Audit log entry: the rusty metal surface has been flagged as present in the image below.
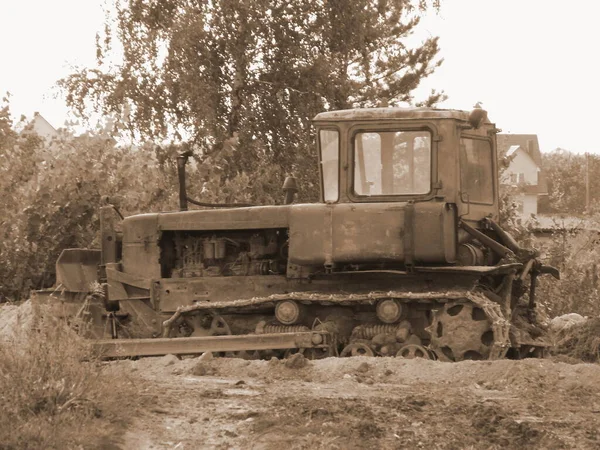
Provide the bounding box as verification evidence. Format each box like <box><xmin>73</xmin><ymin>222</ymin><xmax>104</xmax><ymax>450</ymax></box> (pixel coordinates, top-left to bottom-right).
<box><xmin>156</xmin><ymin>205</ymin><xmax>291</xmax><ymax>231</ymax></box>
<box><xmin>288</xmin><ymin>202</ymin><xmax>457</xmax><ymax>266</ymax></box>
<box><xmin>415</xmin><ymin>263</ymin><xmax>522</xmax><ymax>275</ymax></box>
<box><xmin>55</xmin><ymin>249</ymin><xmax>101</xmax><ymax>292</ymax></box>
<box><xmin>313</xmin><ymin>107</ymin><xmax>473</xmax><ymax>122</ymax></box>
<box><xmin>47</xmin><ymin>106</ymin><xmax>545</xmax><ymax>361</ymax></box>
<box><xmin>161</xmin><ymin>289</ymin><xmax>478</xmax><ymax>335</ymax></box>
<box><xmin>427</xmin><ymin>292</ymin><xmax>510</xmax><ymax>361</ymax></box>
<box><xmin>94</xmin><ymin>331</ymin><xmax>330</xmax><ymax>358</ymax></box>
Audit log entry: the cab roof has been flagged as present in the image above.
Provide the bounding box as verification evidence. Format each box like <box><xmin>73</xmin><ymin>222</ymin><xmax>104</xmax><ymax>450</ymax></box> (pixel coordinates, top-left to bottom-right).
<box><xmin>313</xmin><ymin>107</ymin><xmax>472</xmax><ymax>122</ymax></box>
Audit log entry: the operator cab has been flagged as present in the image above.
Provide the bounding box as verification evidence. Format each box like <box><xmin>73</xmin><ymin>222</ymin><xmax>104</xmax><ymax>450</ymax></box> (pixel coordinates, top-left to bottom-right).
<box><xmin>313</xmin><ymin>107</ymin><xmax>499</xmax><ymax>223</ymax></box>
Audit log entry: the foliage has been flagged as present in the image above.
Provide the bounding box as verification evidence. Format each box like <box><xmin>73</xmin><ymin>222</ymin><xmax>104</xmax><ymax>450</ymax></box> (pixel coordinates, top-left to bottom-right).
<box><xmin>497</xmin><ymin>150</ymin><xmax>539</xmax><ymax>248</ymax></box>
<box><xmin>554</xmin><ymin>317</ymin><xmax>600</xmax><ymax>363</ymax></box>
<box><xmin>507</xmin><ymin>148</ymin><xmax>600</xmax><ymax>318</ymax></box>
<box><xmin>0</xmin><ymin>100</ymin><xmax>179</xmax><ymax>300</ymax></box>
<box><xmin>498</xmin><ymin>183</ymin><xmax>539</xmax><ymax>248</ymax></box>
<box><xmin>540</xmin><ymin>149</ymin><xmax>600</xmax><ymax>215</ymax></box>
<box><xmin>535</xmin><ymin>221</ymin><xmax>600</xmax><ymax>318</ymax></box>
<box><xmin>497</xmin><ymin>146</ymin><xmax>600</xmax><ymax>318</ymax></box>
<box><xmin>0</xmin><ymin>302</ymin><xmax>134</xmax><ymax>449</ymax></box>
<box><xmin>59</xmin><ymin>0</ymin><xmax>444</xmax><ymax>203</ymax></box>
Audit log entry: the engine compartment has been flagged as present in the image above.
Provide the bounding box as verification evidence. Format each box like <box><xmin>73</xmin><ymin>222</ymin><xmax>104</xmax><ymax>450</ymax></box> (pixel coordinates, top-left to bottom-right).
<box><xmin>159</xmin><ymin>229</ymin><xmax>289</xmax><ymax>278</ymax></box>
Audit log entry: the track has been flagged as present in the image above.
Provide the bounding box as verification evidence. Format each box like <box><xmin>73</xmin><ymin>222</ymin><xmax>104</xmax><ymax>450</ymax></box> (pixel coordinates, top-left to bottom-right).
<box><xmin>157</xmin><ymin>289</ymin><xmax>511</xmax><ymax>362</ymax></box>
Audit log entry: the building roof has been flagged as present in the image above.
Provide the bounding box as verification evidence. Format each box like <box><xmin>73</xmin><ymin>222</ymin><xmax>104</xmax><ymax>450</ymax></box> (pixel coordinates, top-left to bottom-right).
<box><xmin>498</xmin><ymin>133</ymin><xmax>548</xmax><ymax>195</ymax></box>
<box><xmin>506</xmin><ymin>145</ymin><xmax>521</xmax><ymax>157</ymax></box>
<box><xmin>497</xmin><ymin>134</ymin><xmax>543</xmax><ymax>167</ymax></box>
<box><xmin>22</xmin><ymin>112</ymin><xmax>58</xmax><ymax>141</ymax></box>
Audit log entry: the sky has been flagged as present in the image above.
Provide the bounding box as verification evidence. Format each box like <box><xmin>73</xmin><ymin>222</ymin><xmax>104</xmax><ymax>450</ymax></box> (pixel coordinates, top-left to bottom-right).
<box><xmin>1</xmin><ymin>0</ymin><xmax>598</xmax><ymax>154</ymax></box>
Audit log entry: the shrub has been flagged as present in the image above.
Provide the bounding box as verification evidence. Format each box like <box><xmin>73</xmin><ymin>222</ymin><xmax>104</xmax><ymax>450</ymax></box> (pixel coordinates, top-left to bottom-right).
<box><xmin>535</xmin><ymin>221</ymin><xmax>600</xmax><ymax>318</ymax></box>
<box><xmin>554</xmin><ymin>318</ymin><xmax>600</xmax><ymax>363</ymax></box>
<box><xmin>0</xmin><ymin>302</ymin><xmax>135</xmax><ymax>449</ymax></box>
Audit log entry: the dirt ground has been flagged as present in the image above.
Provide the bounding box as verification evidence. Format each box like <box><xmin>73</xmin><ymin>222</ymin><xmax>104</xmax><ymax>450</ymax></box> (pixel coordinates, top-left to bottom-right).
<box><xmin>106</xmin><ymin>354</ymin><xmax>600</xmax><ymax>450</ymax></box>
<box><xmin>3</xmin><ymin>301</ymin><xmax>599</xmax><ymax>449</ymax></box>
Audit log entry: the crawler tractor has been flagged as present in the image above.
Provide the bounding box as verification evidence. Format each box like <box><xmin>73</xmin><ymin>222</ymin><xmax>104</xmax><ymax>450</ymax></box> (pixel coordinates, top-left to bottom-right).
<box><xmin>38</xmin><ymin>106</ymin><xmax>558</xmax><ymax>361</ymax></box>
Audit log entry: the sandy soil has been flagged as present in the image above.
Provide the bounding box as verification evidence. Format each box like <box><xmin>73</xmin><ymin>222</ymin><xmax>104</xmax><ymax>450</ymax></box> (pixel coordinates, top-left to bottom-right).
<box><xmin>3</xmin><ymin>301</ymin><xmax>599</xmax><ymax>449</ymax></box>
<box><xmin>107</xmin><ymin>354</ymin><xmax>600</xmax><ymax>450</ymax></box>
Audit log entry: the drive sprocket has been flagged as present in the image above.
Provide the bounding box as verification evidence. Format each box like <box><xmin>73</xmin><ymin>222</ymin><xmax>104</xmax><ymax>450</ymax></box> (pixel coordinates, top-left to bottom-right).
<box><xmin>428</xmin><ymin>301</ymin><xmax>495</xmax><ymax>362</ymax></box>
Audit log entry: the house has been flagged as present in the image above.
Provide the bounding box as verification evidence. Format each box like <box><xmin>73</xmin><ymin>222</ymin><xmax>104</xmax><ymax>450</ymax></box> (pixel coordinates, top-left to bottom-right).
<box><xmin>497</xmin><ymin>134</ymin><xmax>548</xmax><ymax>218</ymax></box>
<box><xmin>22</xmin><ymin>112</ymin><xmax>58</xmax><ymax>142</ymax></box>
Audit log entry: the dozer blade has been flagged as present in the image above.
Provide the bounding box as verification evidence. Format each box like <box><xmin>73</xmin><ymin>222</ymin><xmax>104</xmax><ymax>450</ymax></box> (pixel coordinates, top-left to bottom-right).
<box><xmin>55</xmin><ymin>248</ymin><xmax>101</xmax><ymax>292</ymax></box>
<box><xmin>93</xmin><ymin>330</ymin><xmax>331</xmax><ymax>358</ymax></box>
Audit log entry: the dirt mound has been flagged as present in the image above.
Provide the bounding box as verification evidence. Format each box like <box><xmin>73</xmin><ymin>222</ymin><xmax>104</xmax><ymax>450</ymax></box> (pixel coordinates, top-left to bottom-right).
<box><xmin>549</xmin><ymin>313</ymin><xmax>587</xmax><ymax>332</ymax></box>
<box><xmin>0</xmin><ymin>299</ymin><xmax>84</xmax><ymax>345</ymax></box>
<box><xmin>0</xmin><ymin>300</ymin><xmax>36</xmax><ymax>342</ymax></box>
<box><xmin>113</xmin><ymin>355</ymin><xmax>600</xmax><ymax>449</ymax></box>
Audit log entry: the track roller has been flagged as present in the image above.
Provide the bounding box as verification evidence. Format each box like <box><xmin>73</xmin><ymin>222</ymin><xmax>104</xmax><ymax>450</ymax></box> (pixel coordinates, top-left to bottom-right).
<box><xmin>275</xmin><ymin>300</ymin><xmax>306</xmax><ymax>325</ymax></box>
<box><xmin>395</xmin><ymin>344</ymin><xmax>433</xmax><ymax>360</ymax></box>
<box><xmin>376</xmin><ymin>299</ymin><xmax>403</xmax><ymax>323</ymax></box>
<box><xmin>340</xmin><ymin>343</ymin><xmax>374</xmax><ymax>357</ymax></box>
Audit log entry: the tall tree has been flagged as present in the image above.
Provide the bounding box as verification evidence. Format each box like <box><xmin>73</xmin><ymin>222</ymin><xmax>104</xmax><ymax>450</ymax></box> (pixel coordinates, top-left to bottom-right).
<box><xmin>60</xmin><ymin>0</ymin><xmax>444</xmax><ymax>203</ymax></box>
<box><xmin>540</xmin><ymin>149</ymin><xmax>600</xmax><ymax>215</ymax></box>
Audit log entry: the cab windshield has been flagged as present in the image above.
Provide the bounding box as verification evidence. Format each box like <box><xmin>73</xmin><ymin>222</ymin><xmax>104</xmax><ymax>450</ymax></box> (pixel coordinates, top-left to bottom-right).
<box><xmin>353</xmin><ymin>130</ymin><xmax>431</xmax><ymax>196</ymax></box>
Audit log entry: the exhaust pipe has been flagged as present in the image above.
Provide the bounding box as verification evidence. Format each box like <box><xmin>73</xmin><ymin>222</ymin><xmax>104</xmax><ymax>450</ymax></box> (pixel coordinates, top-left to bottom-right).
<box><xmin>177</xmin><ymin>153</ymin><xmax>190</xmax><ymax>211</ymax></box>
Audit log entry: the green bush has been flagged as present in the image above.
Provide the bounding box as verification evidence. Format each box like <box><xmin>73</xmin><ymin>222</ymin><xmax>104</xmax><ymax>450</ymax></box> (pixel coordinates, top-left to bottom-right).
<box><xmin>535</xmin><ymin>223</ymin><xmax>600</xmax><ymax>318</ymax></box>
<box><xmin>0</xmin><ymin>302</ymin><xmax>135</xmax><ymax>449</ymax></box>
<box><xmin>554</xmin><ymin>318</ymin><xmax>600</xmax><ymax>362</ymax></box>
<box><xmin>0</xmin><ymin>104</ymin><xmax>180</xmax><ymax>300</ymax></box>
<box><xmin>0</xmin><ymin>100</ymin><xmax>313</xmax><ymax>301</ymax></box>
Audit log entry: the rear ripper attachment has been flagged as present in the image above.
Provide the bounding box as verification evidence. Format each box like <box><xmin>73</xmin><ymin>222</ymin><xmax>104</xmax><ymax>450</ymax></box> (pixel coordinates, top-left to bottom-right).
<box><xmin>41</xmin><ymin>106</ymin><xmax>559</xmax><ymax>361</ymax></box>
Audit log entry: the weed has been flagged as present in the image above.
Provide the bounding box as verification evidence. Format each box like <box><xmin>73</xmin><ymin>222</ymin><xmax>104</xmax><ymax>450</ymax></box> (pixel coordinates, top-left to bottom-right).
<box><xmin>554</xmin><ymin>318</ymin><xmax>600</xmax><ymax>362</ymax></box>
<box><xmin>0</xmin><ymin>302</ymin><xmax>134</xmax><ymax>449</ymax></box>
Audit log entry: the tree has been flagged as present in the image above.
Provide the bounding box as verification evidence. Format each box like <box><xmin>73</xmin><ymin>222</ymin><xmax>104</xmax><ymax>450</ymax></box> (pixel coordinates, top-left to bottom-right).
<box><xmin>0</xmin><ymin>98</ymin><xmax>179</xmax><ymax>301</ymax></box>
<box><xmin>540</xmin><ymin>149</ymin><xmax>600</xmax><ymax>215</ymax></box>
<box><xmin>60</xmin><ymin>0</ymin><xmax>444</xmax><ymax>203</ymax></box>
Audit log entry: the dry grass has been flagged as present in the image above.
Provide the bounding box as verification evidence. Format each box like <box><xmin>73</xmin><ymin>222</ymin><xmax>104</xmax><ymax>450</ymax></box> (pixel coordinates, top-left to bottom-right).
<box><xmin>554</xmin><ymin>317</ymin><xmax>600</xmax><ymax>363</ymax></box>
<box><xmin>0</xmin><ymin>302</ymin><xmax>135</xmax><ymax>449</ymax></box>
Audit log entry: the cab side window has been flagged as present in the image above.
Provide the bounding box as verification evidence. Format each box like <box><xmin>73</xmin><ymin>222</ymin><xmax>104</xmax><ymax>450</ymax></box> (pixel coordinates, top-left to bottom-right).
<box><xmin>460</xmin><ymin>138</ymin><xmax>494</xmax><ymax>204</ymax></box>
<box><xmin>319</xmin><ymin>130</ymin><xmax>339</xmax><ymax>202</ymax></box>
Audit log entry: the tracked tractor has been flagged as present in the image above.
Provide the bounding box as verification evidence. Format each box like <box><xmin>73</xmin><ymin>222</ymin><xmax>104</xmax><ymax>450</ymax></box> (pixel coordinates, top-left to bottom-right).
<box><xmin>36</xmin><ymin>106</ymin><xmax>558</xmax><ymax>361</ymax></box>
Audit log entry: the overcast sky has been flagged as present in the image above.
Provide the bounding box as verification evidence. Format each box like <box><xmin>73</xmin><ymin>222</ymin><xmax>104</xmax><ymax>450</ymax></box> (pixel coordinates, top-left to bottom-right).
<box><xmin>1</xmin><ymin>0</ymin><xmax>598</xmax><ymax>154</ymax></box>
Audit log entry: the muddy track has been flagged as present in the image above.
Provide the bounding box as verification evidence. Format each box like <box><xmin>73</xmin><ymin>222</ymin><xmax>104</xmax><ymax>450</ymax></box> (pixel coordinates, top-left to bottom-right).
<box><xmin>110</xmin><ymin>356</ymin><xmax>600</xmax><ymax>449</ymax></box>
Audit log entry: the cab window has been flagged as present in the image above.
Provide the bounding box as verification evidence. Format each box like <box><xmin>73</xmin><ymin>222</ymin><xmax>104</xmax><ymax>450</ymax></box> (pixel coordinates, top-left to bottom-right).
<box><xmin>319</xmin><ymin>129</ymin><xmax>339</xmax><ymax>202</ymax></box>
<box><xmin>353</xmin><ymin>130</ymin><xmax>431</xmax><ymax>196</ymax></box>
<box><xmin>460</xmin><ymin>137</ymin><xmax>494</xmax><ymax>204</ymax></box>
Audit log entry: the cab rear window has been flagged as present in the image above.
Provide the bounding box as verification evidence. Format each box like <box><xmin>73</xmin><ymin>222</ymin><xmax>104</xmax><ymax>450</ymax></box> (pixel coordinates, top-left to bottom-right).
<box><xmin>460</xmin><ymin>138</ymin><xmax>494</xmax><ymax>204</ymax></box>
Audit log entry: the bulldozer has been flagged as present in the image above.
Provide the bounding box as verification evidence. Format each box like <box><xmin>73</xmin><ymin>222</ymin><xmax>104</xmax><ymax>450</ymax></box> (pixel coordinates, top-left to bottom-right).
<box><xmin>35</xmin><ymin>106</ymin><xmax>558</xmax><ymax>361</ymax></box>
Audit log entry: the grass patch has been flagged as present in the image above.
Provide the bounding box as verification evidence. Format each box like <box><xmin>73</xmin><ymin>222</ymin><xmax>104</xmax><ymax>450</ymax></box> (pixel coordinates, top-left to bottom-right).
<box><xmin>0</xmin><ymin>301</ymin><xmax>135</xmax><ymax>449</ymax></box>
<box><xmin>554</xmin><ymin>317</ymin><xmax>600</xmax><ymax>363</ymax></box>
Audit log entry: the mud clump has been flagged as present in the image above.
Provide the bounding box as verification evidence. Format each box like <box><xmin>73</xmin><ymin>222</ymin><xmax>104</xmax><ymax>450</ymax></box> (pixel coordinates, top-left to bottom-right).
<box><xmin>284</xmin><ymin>353</ymin><xmax>309</xmax><ymax>369</ymax></box>
<box><xmin>190</xmin><ymin>361</ymin><xmax>216</xmax><ymax>376</ymax></box>
<box><xmin>160</xmin><ymin>354</ymin><xmax>179</xmax><ymax>366</ymax></box>
<box><xmin>198</xmin><ymin>351</ymin><xmax>213</xmax><ymax>362</ymax></box>
<box><xmin>355</xmin><ymin>362</ymin><xmax>370</xmax><ymax>373</ymax></box>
